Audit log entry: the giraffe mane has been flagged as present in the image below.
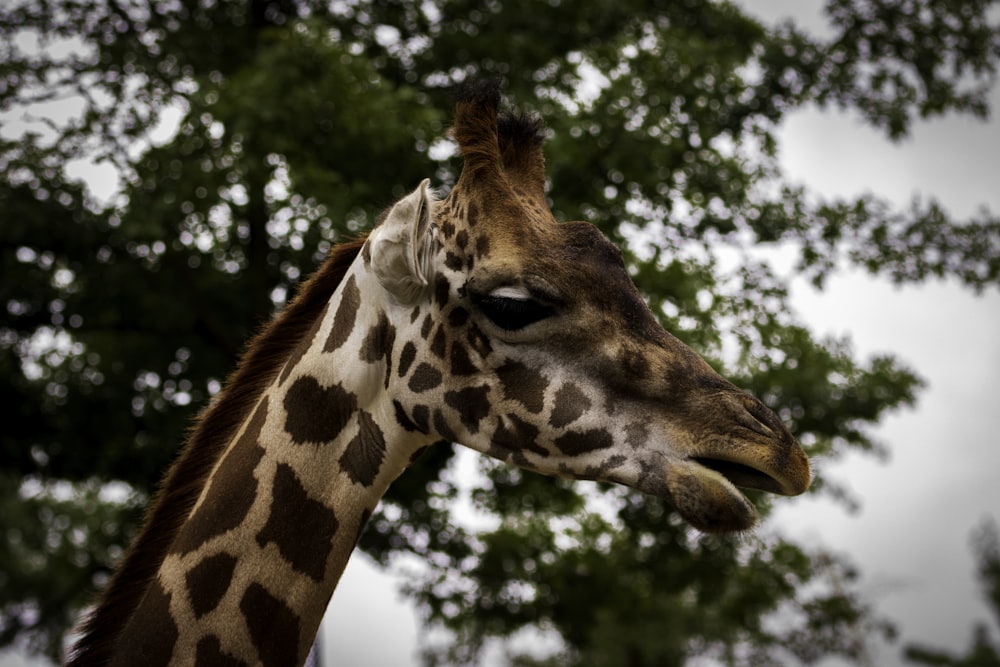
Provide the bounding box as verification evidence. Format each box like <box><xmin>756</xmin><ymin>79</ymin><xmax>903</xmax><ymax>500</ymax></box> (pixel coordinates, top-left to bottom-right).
<box><xmin>67</xmin><ymin>236</ymin><xmax>368</xmax><ymax>666</ymax></box>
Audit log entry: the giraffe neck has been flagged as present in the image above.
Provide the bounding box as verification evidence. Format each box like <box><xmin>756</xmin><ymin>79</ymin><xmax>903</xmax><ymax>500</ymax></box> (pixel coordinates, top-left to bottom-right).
<box><xmin>108</xmin><ymin>256</ymin><xmax>432</xmax><ymax>667</ymax></box>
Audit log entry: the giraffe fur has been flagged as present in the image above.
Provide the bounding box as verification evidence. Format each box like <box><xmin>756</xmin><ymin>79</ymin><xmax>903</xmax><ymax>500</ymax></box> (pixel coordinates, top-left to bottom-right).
<box><xmin>68</xmin><ymin>79</ymin><xmax>810</xmax><ymax>666</ymax></box>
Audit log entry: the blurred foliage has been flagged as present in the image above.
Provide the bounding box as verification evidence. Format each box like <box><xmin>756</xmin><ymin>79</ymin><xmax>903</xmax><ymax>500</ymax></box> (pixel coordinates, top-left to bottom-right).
<box><xmin>904</xmin><ymin>517</ymin><xmax>1000</xmax><ymax>667</ymax></box>
<box><xmin>1</xmin><ymin>0</ymin><xmax>998</xmax><ymax>663</ymax></box>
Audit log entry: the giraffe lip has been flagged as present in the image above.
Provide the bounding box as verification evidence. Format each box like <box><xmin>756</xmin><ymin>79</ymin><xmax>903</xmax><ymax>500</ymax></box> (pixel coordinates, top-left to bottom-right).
<box><xmin>690</xmin><ymin>457</ymin><xmax>787</xmax><ymax>495</ymax></box>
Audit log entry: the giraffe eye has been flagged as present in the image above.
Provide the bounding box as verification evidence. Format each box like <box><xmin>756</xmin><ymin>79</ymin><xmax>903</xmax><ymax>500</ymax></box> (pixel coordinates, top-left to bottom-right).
<box><xmin>474</xmin><ymin>294</ymin><xmax>554</xmax><ymax>331</ymax></box>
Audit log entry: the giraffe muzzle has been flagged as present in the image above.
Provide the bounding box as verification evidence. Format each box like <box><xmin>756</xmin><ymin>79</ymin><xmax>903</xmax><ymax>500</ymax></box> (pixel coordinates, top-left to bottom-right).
<box><xmin>662</xmin><ymin>391</ymin><xmax>811</xmax><ymax>532</ymax></box>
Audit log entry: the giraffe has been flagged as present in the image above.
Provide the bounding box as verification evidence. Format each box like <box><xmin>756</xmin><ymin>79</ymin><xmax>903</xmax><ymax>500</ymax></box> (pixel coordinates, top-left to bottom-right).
<box><xmin>67</xmin><ymin>80</ymin><xmax>810</xmax><ymax>666</ymax></box>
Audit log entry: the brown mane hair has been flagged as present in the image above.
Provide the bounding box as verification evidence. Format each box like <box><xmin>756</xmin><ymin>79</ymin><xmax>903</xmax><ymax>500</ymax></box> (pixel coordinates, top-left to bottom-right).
<box><xmin>67</xmin><ymin>236</ymin><xmax>367</xmax><ymax>665</ymax></box>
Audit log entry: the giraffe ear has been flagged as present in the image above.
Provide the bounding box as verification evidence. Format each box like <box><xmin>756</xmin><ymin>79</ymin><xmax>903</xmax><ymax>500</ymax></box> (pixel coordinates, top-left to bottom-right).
<box><xmin>369</xmin><ymin>179</ymin><xmax>436</xmax><ymax>305</ymax></box>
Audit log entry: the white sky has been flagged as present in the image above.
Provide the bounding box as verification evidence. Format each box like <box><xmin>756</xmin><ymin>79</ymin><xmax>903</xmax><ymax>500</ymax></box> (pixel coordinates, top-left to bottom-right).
<box><xmin>3</xmin><ymin>2</ymin><xmax>999</xmax><ymax>666</ymax></box>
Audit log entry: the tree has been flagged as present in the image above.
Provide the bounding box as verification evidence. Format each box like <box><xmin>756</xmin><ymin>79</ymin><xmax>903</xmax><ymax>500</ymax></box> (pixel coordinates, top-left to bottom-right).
<box><xmin>1</xmin><ymin>0</ymin><xmax>998</xmax><ymax>663</ymax></box>
<box><xmin>905</xmin><ymin>518</ymin><xmax>1000</xmax><ymax>667</ymax></box>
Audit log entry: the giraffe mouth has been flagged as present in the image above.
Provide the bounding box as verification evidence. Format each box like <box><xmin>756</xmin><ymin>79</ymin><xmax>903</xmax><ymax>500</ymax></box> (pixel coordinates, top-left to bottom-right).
<box><xmin>690</xmin><ymin>457</ymin><xmax>787</xmax><ymax>495</ymax></box>
<box><xmin>664</xmin><ymin>452</ymin><xmax>807</xmax><ymax>534</ymax></box>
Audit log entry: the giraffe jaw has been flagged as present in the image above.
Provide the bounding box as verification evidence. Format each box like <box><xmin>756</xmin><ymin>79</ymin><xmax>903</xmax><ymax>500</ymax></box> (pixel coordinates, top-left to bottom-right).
<box><xmin>664</xmin><ymin>451</ymin><xmax>809</xmax><ymax>533</ymax></box>
<box><xmin>665</xmin><ymin>459</ymin><xmax>761</xmax><ymax>533</ymax></box>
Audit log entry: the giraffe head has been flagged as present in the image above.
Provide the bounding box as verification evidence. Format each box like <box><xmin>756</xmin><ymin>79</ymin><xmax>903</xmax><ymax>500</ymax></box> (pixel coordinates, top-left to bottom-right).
<box><xmin>365</xmin><ymin>80</ymin><xmax>810</xmax><ymax>533</ymax></box>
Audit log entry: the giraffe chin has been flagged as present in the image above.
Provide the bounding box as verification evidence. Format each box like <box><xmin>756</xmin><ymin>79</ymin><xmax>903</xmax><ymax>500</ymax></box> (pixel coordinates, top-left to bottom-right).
<box><xmin>666</xmin><ymin>460</ymin><xmax>759</xmax><ymax>534</ymax></box>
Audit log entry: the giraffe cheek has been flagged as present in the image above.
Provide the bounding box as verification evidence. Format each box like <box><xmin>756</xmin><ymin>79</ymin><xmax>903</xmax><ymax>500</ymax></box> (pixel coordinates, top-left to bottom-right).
<box><xmin>485</xmin><ymin>414</ymin><xmax>546</xmax><ymax>462</ymax></box>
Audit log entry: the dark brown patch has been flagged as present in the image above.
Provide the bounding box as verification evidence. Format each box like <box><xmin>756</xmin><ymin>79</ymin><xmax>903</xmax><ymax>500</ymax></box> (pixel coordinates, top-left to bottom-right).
<box><xmin>411</xmin><ymin>404</ymin><xmax>430</xmax><ymax>433</ymax></box>
<box><xmin>434</xmin><ymin>274</ymin><xmax>451</xmax><ymax>308</ymax></box>
<box><xmin>555</xmin><ymin>428</ymin><xmax>614</xmax><ymax>456</ymax></box>
<box><xmin>360</xmin><ymin>313</ymin><xmax>395</xmax><ymax>364</ymax></box>
<box><xmin>489</xmin><ymin>413</ymin><xmax>545</xmax><ymax>460</ymax></box>
<box><xmin>621</xmin><ymin>347</ymin><xmax>651</xmax><ymax>380</ymax></box>
<box><xmin>467</xmin><ymin>200</ymin><xmax>479</xmax><ymax>227</ymax></box>
<box><xmin>107</xmin><ymin>579</ymin><xmax>178</xmax><ymax>667</ymax></box>
<box><xmin>445</xmin><ymin>251</ymin><xmax>464</xmax><ymax>271</ymax></box>
<box><xmin>430</xmin><ymin>325</ymin><xmax>447</xmax><ymax>359</ymax></box>
<box><xmin>433</xmin><ymin>408</ymin><xmax>459</xmax><ymax>442</ymax></box>
<box><xmin>409</xmin><ymin>445</ymin><xmax>430</xmax><ymax>464</ymax></box>
<box><xmin>324</xmin><ymin>274</ymin><xmax>360</xmax><ymax>352</ymax></box>
<box><xmin>408</xmin><ymin>363</ymin><xmax>443</xmax><ymax>393</ymax></box>
<box><xmin>360</xmin><ymin>312</ymin><xmax>396</xmax><ymax>388</ymax></box>
<box><xmin>240</xmin><ymin>582</ymin><xmax>301</xmax><ymax>667</ymax></box>
<box><xmin>444</xmin><ymin>384</ymin><xmax>491</xmax><ymax>434</ymax></box>
<box><xmin>467</xmin><ymin>323</ymin><xmax>492</xmax><ymax>358</ymax></box>
<box><xmin>394</xmin><ymin>400</ymin><xmax>421</xmax><ymax>433</ymax></box>
<box><xmin>339</xmin><ymin>410</ymin><xmax>387</xmax><ymax>486</ymax></box>
<box><xmin>475</xmin><ymin>234</ymin><xmax>490</xmax><ymax>259</ymax></box>
<box><xmin>496</xmin><ymin>360</ymin><xmax>547</xmax><ymax>413</ymax></box>
<box><xmin>440</xmin><ymin>219</ymin><xmax>456</xmax><ymax>239</ymax></box>
<box><xmin>186</xmin><ymin>552</ymin><xmax>238</xmax><ymax>619</ymax></box>
<box><xmin>279</xmin><ymin>301</ymin><xmax>329</xmax><ymax>385</ymax></box>
<box><xmin>448</xmin><ymin>306</ymin><xmax>469</xmax><ymax>328</ymax></box>
<box><xmin>420</xmin><ymin>313</ymin><xmax>434</xmax><ymax>339</ymax></box>
<box><xmin>455</xmin><ymin>229</ymin><xmax>469</xmax><ymax>250</ymax></box>
<box><xmin>195</xmin><ymin>636</ymin><xmax>248</xmax><ymax>667</ymax></box>
<box><xmin>398</xmin><ymin>341</ymin><xmax>417</xmax><ymax>377</ymax></box>
<box><xmin>550</xmin><ymin>383</ymin><xmax>591</xmax><ymax>428</ymax></box>
<box><xmin>450</xmin><ymin>341</ymin><xmax>478</xmax><ymax>375</ymax></box>
<box><xmin>256</xmin><ymin>464</ymin><xmax>338</xmax><ymax>582</ymax></box>
<box><xmin>410</xmin><ymin>306</ymin><xmax>422</xmax><ymax>324</ymax></box>
<box><xmin>283</xmin><ymin>375</ymin><xmax>358</xmax><ymax>445</ymax></box>
<box><xmin>172</xmin><ymin>398</ymin><xmax>269</xmax><ymax>554</ymax></box>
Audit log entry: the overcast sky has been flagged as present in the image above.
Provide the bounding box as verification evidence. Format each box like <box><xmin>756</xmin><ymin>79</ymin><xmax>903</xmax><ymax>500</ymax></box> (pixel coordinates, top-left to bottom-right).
<box><xmin>3</xmin><ymin>2</ymin><xmax>999</xmax><ymax>666</ymax></box>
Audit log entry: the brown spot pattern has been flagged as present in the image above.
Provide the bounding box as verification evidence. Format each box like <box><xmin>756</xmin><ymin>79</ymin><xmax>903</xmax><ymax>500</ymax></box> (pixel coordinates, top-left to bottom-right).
<box><xmin>283</xmin><ymin>375</ymin><xmax>358</xmax><ymax>445</ymax></box>
<box><xmin>433</xmin><ymin>409</ymin><xmax>458</xmax><ymax>442</ymax></box>
<box><xmin>411</xmin><ymin>404</ymin><xmax>431</xmax><ymax>433</ymax></box>
<box><xmin>467</xmin><ymin>323</ymin><xmax>492</xmax><ymax>358</ymax></box>
<box><xmin>434</xmin><ymin>274</ymin><xmax>451</xmax><ymax>308</ymax></box>
<box><xmin>240</xmin><ymin>583</ymin><xmax>301</xmax><ymax>667</ymax></box>
<box><xmin>172</xmin><ymin>398</ymin><xmax>269</xmax><ymax>554</ymax></box>
<box><xmin>496</xmin><ymin>360</ymin><xmax>547</xmax><ymax>413</ymax></box>
<box><xmin>489</xmin><ymin>413</ymin><xmax>544</xmax><ymax>460</ymax></box>
<box><xmin>408</xmin><ymin>363</ymin><xmax>442</xmax><ymax>393</ymax></box>
<box><xmin>108</xmin><ymin>579</ymin><xmax>178</xmax><ymax>667</ymax></box>
<box><xmin>360</xmin><ymin>312</ymin><xmax>396</xmax><ymax>388</ymax></box>
<box><xmin>550</xmin><ymin>383</ymin><xmax>591</xmax><ymax>428</ymax></box>
<box><xmin>444</xmin><ymin>384</ymin><xmax>491</xmax><ymax>434</ymax></box>
<box><xmin>450</xmin><ymin>341</ymin><xmax>478</xmax><ymax>375</ymax></box>
<box><xmin>255</xmin><ymin>464</ymin><xmax>338</xmax><ymax>582</ymax></box>
<box><xmin>440</xmin><ymin>219</ymin><xmax>456</xmax><ymax>239</ymax></box>
<box><xmin>393</xmin><ymin>400</ymin><xmax>420</xmax><ymax>433</ymax></box>
<box><xmin>339</xmin><ymin>410</ymin><xmax>386</xmax><ymax>486</ymax></box>
<box><xmin>555</xmin><ymin>428</ymin><xmax>614</xmax><ymax>456</ymax></box>
<box><xmin>279</xmin><ymin>302</ymin><xmax>328</xmax><ymax>385</ymax></box>
<box><xmin>324</xmin><ymin>275</ymin><xmax>360</xmax><ymax>352</ymax></box>
<box><xmin>186</xmin><ymin>552</ymin><xmax>238</xmax><ymax>619</ymax></box>
<box><xmin>398</xmin><ymin>341</ymin><xmax>417</xmax><ymax>377</ymax></box>
<box><xmin>430</xmin><ymin>325</ymin><xmax>447</xmax><ymax>359</ymax></box>
<box><xmin>448</xmin><ymin>306</ymin><xmax>469</xmax><ymax>327</ymax></box>
<box><xmin>195</xmin><ymin>636</ymin><xmax>248</xmax><ymax>667</ymax></box>
<box><xmin>475</xmin><ymin>235</ymin><xmax>490</xmax><ymax>259</ymax></box>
